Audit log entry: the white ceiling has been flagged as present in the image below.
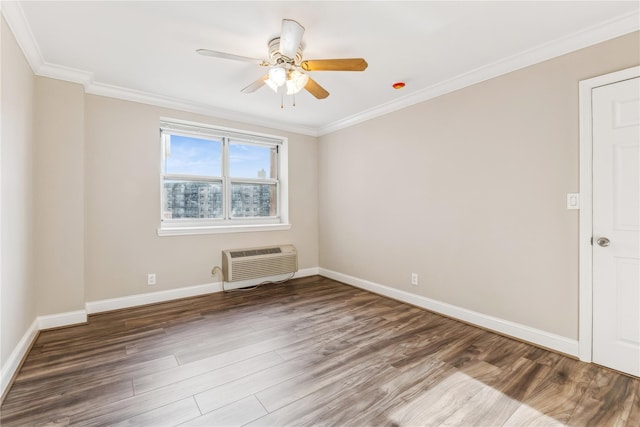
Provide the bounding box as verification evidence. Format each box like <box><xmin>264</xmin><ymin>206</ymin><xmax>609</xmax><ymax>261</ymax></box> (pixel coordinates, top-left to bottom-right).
<box><xmin>4</xmin><ymin>1</ymin><xmax>639</xmax><ymax>136</ymax></box>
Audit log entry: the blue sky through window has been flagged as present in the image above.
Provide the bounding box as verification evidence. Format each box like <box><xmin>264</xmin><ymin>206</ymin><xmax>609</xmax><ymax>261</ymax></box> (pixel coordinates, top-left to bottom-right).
<box><xmin>165</xmin><ymin>135</ymin><xmax>221</xmax><ymax>177</ymax></box>
<box><xmin>165</xmin><ymin>135</ymin><xmax>274</xmax><ymax>179</ymax></box>
<box><xmin>229</xmin><ymin>143</ymin><xmax>273</xmax><ymax>178</ymax></box>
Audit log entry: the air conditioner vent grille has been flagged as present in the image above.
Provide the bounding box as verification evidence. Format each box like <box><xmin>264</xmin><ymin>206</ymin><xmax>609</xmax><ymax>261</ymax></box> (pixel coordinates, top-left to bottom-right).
<box><xmin>229</xmin><ymin>247</ymin><xmax>282</xmax><ymax>258</ymax></box>
<box><xmin>222</xmin><ymin>245</ymin><xmax>297</xmax><ymax>282</ymax></box>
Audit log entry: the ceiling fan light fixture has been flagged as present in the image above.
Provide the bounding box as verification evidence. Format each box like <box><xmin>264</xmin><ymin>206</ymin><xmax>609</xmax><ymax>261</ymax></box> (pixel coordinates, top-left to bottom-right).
<box><xmin>265</xmin><ymin>79</ymin><xmax>278</xmax><ymax>93</ymax></box>
<box><xmin>199</xmin><ymin>18</ymin><xmax>367</xmax><ymax>103</ymax></box>
<box><xmin>286</xmin><ymin>69</ymin><xmax>309</xmax><ymax>95</ymax></box>
<box><xmin>268</xmin><ymin>67</ymin><xmax>287</xmax><ymax>87</ymax></box>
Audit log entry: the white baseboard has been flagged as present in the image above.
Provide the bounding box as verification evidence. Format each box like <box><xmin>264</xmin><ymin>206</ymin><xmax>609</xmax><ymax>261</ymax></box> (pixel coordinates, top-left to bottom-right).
<box><xmin>85</xmin><ymin>282</ymin><xmax>221</xmax><ymax>314</ymax></box>
<box><xmin>38</xmin><ymin>310</ymin><xmax>88</xmax><ymax>330</ymax></box>
<box><xmin>319</xmin><ymin>268</ymin><xmax>580</xmax><ymax>358</ymax></box>
<box><xmin>1</xmin><ymin>318</ymin><xmax>39</xmax><ymax>399</ymax></box>
<box><xmin>296</xmin><ymin>267</ymin><xmax>320</xmax><ymax>277</ymax></box>
<box><xmin>85</xmin><ymin>267</ymin><xmax>319</xmax><ymax>315</ymax></box>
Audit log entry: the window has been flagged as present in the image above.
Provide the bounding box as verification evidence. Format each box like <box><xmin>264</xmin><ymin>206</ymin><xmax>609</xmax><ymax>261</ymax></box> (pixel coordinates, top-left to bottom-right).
<box><xmin>158</xmin><ymin>120</ymin><xmax>289</xmax><ymax>235</ymax></box>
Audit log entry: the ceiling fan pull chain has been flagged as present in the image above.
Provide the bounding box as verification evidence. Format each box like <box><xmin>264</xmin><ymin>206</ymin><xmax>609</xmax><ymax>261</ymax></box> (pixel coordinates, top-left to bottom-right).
<box><xmin>280</xmin><ymin>92</ymin><xmax>284</xmax><ymax>109</ymax></box>
<box><xmin>292</xmin><ymin>93</ymin><xmax>296</xmax><ymax>107</ymax></box>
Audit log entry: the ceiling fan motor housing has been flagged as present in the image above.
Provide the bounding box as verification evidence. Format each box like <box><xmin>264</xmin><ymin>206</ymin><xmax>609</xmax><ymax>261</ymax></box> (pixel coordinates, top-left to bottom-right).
<box><xmin>268</xmin><ymin>38</ymin><xmax>303</xmax><ymax>66</ymax></box>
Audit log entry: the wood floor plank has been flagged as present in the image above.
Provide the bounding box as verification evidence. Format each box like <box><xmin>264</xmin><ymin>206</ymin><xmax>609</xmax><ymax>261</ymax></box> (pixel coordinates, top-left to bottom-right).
<box><xmin>5</xmin><ymin>354</ymin><xmax>177</xmax><ymax>404</ymax></box>
<box><xmin>297</xmin><ymin>358</ymin><xmax>450</xmax><ymax>427</ymax></box>
<box><xmin>16</xmin><ymin>328</ymin><xmax>167</xmax><ymax>388</ymax></box>
<box><xmin>288</xmin><ymin>366</ymin><xmax>405</xmax><ymax>427</ymax></box>
<box><xmin>194</xmin><ymin>357</ymin><xmax>310</xmax><ymax>414</ymax></box>
<box><xmin>2</xmin><ymin>275</ymin><xmax>638</xmax><ymax>427</ymax></box>
<box><xmin>0</xmin><ymin>379</ymin><xmax>134</xmax><ymax>427</ymax></box>
<box><xmin>255</xmin><ymin>342</ymin><xmax>395</xmax><ymax>413</ymax></box>
<box><xmin>109</xmin><ymin>397</ymin><xmax>201</xmax><ymax>427</ymax></box>
<box><xmin>626</xmin><ymin>379</ymin><xmax>640</xmax><ymax>426</ymax></box>
<box><xmin>172</xmin><ymin>326</ymin><xmax>292</xmax><ymax>366</ymax></box>
<box><xmin>441</xmin><ymin>358</ymin><xmax>550</xmax><ymax>426</ymax></box>
<box><xmin>503</xmin><ymin>357</ymin><xmax>599</xmax><ymax>426</ymax></box>
<box><xmin>133</xmin><ymin>335</ymin><xmax>293</xmax><ymax>394</ymax></box>
<box><xmin>386</xmin><ymin>360</ymin><xmax>504</xmax><ymax>426</ymax></box>
<box><xmin>567</xmin><ymin>366</ymin><xmax>640</xmax><ymax>426</ymax></box>
<box><xmin>179</xmin><ymin>395</ymin><xmax>267</xmax><ymax>426</ymax></box>
<box><xmin>69</xmin><ymin>352</ymin><xmax>283</xmax><ymax>426</ymax></box>
<box><xmin>246</xmin><ymin>363</ymin><xmax>401</xmax><ymax>427</ymax></box>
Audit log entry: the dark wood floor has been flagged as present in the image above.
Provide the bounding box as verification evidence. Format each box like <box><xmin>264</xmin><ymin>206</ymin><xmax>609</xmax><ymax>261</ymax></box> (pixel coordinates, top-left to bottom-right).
<box><xmin>1</xmin><ymin>276</ymin><xmax>638</xmax><ymax>426</ymax></box>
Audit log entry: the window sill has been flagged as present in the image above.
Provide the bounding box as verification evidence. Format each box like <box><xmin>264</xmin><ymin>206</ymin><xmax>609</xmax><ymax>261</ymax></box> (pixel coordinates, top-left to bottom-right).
<box><xmin>157</xmin><ymin>223</ymin><xmax>291</xmax><ymax>236</ymax></box>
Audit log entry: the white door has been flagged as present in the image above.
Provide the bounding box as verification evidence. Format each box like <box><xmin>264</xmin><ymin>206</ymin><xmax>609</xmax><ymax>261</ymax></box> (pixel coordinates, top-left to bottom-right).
<box><xmin>592</xmin><ymin>76</ymin><xmax>640</xmax><ymax>377</ymax></box>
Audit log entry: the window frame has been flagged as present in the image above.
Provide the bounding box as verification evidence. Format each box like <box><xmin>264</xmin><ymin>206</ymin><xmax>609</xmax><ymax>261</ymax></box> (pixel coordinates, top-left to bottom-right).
<box><xmin>157</xmin><ymin>119</ymin><xmax>290</xmax><ymax>236</ymax></box>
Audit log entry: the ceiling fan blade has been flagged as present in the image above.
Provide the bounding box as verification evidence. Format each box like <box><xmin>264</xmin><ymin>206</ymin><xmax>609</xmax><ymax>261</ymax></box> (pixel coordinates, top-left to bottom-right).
<box><xmin>241</xmin><ymin>74</ymin><xmax>269</xmax><ymax>93</ymax></box>
<box><xmin>196</xmin><ymin>49</ymin><xmax>267</xmax><ymax>65</ymax></box>
<box><xmin>300</xmin><ymin>58</ymin><xmax>368</xmax><ymax>72</ymax></box>
<box><xmin>304</xmin><ymin>77</ymin><xmax>329</xmax><ymax>99</ymax></box>
<box><xmin>279</xmin><ymin>19</ymin><xmax>305</xmax><ymax>59</ymax></box>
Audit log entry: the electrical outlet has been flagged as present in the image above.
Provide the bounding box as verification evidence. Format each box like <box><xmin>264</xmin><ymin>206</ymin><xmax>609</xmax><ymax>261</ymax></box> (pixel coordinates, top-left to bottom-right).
<box><xmin>147</xmin><ymin>273</ymin><xmax>156</xmax><ymax>286</ymax></box>
<box><xmin>411</xmin><ymin>273</ymin><xmax>418</xmax><ymax>286</ymax></box>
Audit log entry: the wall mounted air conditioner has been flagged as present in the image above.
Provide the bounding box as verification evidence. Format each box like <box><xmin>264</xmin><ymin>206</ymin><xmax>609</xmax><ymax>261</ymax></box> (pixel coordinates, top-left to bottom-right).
<box><xmin>222</xmin><ymin>244</ymin><xmax>298</xmax><ymax>282</ymax></box>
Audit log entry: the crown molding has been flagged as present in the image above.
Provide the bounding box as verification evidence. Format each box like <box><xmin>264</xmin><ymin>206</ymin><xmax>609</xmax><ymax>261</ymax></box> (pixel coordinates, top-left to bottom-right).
<box><xmin>1</xmin><ymin>0</ymin><xmax>42</xmax><ymax>72</ymax></box>
<box><xmin>2</xmin><ymin>2</ymin><xmax>94</xmax><ymax>88</ymax></box>
<box><xmin>85</xmin><ymin>81</ymin><xmax>319</xmax><ymax>136</ymax></box>
<box><xmin>317</xmin><ymin>9</ymin><xmax>640</xmax><ymax>136</ymax></box>
<box><xmin>37</xmin><ymin>62</ymin><xmax>94</xmax><ymax>89</ymax></box>
<box><xmin>3</xmin><ymin>2</ymin><xmax>638</xmax><ymax>138</ymax></box>
<box><xmin>48</xmin><ymin>68</ymin><xmax>318</xmax><ymax>137</ymax></box>
<box><xmin>1</xmin><ymin>1</ymin><xmax>319</xmax><ymax>137</ymax></box>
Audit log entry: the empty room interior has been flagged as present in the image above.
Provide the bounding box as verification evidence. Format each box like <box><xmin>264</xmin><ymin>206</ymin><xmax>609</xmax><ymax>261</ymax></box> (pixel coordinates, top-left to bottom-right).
<box><xmin>1</xmin><ymin>1</ymin><xmax>639</xmax><ymax>426</ymax></box>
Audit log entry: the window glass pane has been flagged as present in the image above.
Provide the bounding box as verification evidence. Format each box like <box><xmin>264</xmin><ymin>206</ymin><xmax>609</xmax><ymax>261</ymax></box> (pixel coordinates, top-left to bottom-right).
<box><xmin>165</xmin><ymin>135</ymin><xmax>222</xmax><ymax>177</ymax></box>
<box><xmin>163</xmin><ymin>180</ymin><xmax>222</xmax><ymax>219</ymax></box>
<box><xmin>229</xmin><ymin>142</ymin><xmax>276</xmax><ymax>179</ymax></box>
<box><xmin>230</xmin><ymin>183</ymin><xmax>276</xmax><ymax>217</ymax></box>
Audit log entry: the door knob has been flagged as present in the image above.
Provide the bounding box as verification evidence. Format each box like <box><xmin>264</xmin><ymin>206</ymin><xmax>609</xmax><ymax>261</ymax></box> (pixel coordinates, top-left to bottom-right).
<box><xmin>597</xmin><ymin>237</ymin><xmax>610</xmax><ymax>247</ymax></box>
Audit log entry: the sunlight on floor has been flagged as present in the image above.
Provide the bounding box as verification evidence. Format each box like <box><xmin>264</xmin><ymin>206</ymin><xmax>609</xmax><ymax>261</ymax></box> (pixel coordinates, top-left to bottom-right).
<box><xmin>388</xmin><ymin>370</ymin><xmax>562</xmax><ymax>426</ymax></box>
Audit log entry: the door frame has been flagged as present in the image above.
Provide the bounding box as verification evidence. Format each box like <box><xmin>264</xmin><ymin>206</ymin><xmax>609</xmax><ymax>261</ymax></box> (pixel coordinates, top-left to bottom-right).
<box><xmin>578</xmin><ymin>65</ymin><xmax>640</xmax><ymax>362</ymax></box>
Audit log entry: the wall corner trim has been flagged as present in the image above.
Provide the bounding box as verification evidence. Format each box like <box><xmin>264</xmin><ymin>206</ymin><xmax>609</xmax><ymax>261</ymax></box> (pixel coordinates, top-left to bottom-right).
<box><xmin>1</xmin><ymin>310</ymin><xmax>89</xmax><ymax>399</ymax></box>
<box><xmin>296</xmin><ymin>267</ymin><xmax>320</xmax><ymax>277</ymax></box>
<box><xmin>318</xmin><ymin>268</ymin><xmax>580</xmax><ymax>358</ymax></box>
<box><xmin>1</xmin><ymin>318</ymin><xmax>39</xmax><ymax>400</ymax></box>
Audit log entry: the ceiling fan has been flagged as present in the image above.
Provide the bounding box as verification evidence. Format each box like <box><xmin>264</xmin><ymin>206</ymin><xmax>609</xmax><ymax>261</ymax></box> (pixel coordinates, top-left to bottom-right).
<box><xmin>197</xmin><ymin>19</ymin><xmax>368</xmax><ymax>100</ymax></box>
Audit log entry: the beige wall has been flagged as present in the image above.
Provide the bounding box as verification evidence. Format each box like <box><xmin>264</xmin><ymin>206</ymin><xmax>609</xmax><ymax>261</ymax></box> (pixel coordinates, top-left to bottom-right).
<box><xmin>34</xmin><ymin>77</ymin><xmax>85</xmax><ymax>316</ymax></box>
<box><xmin>1</xmin><ymin>17</ymin><xmax>37</xmax><ymax>366</ymax></box>
<box><xmin>318</xmin><ymin>32</ymin><xmax>640</xmax><ymax>340</ymax></box>
<box><xmin>84</xmin><ymin>95</ymin><xmax>318</xmax><ymax>302</ymax></box>
<box><xmin>1</xmin><ymin>8</ymin><xmax>637</xmax><ymax>373</ymax></box>
<box><xmin>1</xmin><ymin>15</ymin><xmax>318</xmax><ymax>375</ymax></box>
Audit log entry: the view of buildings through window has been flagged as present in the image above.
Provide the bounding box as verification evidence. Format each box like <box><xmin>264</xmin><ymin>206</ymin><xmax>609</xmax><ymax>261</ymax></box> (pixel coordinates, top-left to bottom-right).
<box><xmin>164</xmin><ymin>181</ymin><xmax>276</xmax><ymax>219</ymax></box>
<box><xmin>162</xmin><ymin>130</ymin><xmax>279</xmax><ymax>222</ymax></box>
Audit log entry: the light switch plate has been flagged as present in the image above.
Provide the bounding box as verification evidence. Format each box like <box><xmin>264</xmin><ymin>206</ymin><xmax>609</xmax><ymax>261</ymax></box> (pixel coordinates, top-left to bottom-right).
<box><xmin>567</xmin><ymin>193</ymin><xmax>580</xmax><ymax>210</ymax></box>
